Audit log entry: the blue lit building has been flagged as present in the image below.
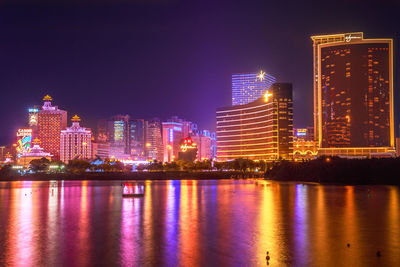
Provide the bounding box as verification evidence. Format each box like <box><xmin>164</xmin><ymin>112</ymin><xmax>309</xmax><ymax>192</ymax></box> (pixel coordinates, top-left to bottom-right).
<box><xmin>232</xmin><ymin>70</ymin><xmax>276</xmax><ymax>106</ymax></box>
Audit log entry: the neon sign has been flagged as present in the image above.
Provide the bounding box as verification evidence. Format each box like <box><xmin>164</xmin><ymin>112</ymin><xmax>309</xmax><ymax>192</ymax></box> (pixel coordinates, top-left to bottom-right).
<box><xmin>16</xmin><ymin>128</ymin><xmax>32</xmax><ymax>156</ymax></box>
<box><xmin>17</xmin><ymin>128</ymin><xmax>32</xmax><ymax>137</ymax></box>
<box><xmin>28</xmin><ymin>108</ymin><xmax>38</xmax><ymax>126</ymax></box>
<box><xmin>344</xmin><ymin>34</ymin><xmax>362</xmax><ymax>43</ymax></box>
<box><xmin>296</xmin><ymin>129</ymin><xmax>307</xmax><ymax>137</ymax></box>
<box><xmin>180</xmin><ymin>138</ymin><xmax>197</xmax><ymax>152</ymax></box>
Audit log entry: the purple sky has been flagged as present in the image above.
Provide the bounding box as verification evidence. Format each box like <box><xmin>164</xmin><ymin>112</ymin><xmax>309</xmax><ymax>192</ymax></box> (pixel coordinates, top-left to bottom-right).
<box><xmin>0</xmin><ymin>0</ymin><xmax>399</xmax><ymax>144</ymax></box>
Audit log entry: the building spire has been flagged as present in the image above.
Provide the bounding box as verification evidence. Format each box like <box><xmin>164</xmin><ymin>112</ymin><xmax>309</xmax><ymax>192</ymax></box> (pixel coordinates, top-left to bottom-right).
<box><xmin>43</xmin><ymin>94</ymin><xmax>53</xmax><ymax>101</ymax></box>
<box><xmin>71</xmin><ymin>115</ymin><xmax>81</xmax><ymax>122</ymax></box>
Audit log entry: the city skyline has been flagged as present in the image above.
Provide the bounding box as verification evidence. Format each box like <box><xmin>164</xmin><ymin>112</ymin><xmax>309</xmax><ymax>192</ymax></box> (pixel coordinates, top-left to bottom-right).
<box><xmin>0</xmin><ymin>0</ymin><xmax>399</xmax><ymax>145</ymax></box>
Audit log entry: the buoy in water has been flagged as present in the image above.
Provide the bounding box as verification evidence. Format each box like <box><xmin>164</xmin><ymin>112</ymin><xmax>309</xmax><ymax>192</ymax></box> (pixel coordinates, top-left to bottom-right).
<box><xmin>377</xmin><ymin>251</ymin><xmax>381</xmax><ymax>257</ymax></box>
<box><xmin>266</xmin><ymin>251</ymin><xmax>270</xmax><ymax>261</ymax></box>
<box><xmin>347</xmin><ymin>243</ymin><xmax>350</xmax><ymax>248</ymax></box>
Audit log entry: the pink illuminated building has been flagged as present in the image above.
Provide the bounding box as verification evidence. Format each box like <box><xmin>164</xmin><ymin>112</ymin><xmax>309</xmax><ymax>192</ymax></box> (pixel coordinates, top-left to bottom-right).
<box><xmin>60</xmin><ymin>115</ymin><xmax>92</xmax><ymax>163</ymax></box>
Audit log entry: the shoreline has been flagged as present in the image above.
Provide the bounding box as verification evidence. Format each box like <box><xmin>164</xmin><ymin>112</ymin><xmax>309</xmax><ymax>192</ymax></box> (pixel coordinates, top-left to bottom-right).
<box><xmin>0</xmin><ymin>171</ymin><xmax>263</xmax><ymax>182</ymax></box>
<box><xmin>0</xmin><ymin>172</ymin><xmax>399</xmax><ymax>186</ymax></box>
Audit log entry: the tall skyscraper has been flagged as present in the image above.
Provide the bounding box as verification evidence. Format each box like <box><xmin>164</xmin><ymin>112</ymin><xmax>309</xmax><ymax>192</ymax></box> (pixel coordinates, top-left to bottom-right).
<box><xmin>107</xmin><ymin>115</ymin><xmax>131</xmax><ymax>157</ymax></box>
<box><xmin>311</xmin><ymin>32</ymin><xmax>395</xmax><ymax>157</ymax></box>
<box><xmin>130</xmin><ymin>119</ymin><xmax>145</xmax><ymax>160</ymax></box>
<box><xmin>145</xmin><ymin>118</ymin><xmax>163</xmax><ymax>161</ymax></box>
<box><xmin>217</xmin><ymin>83</ymin><xmax>293</xmax><ymax>161</ymax></box>
<box><xmin>232</xmin><ymin>70</ymin><xmax>276</xmax><ymax>106</ymax></box>
<box><xmin>60</xmin><ymin>115</ymin><xmax>92</xmax><ymax>163</ymax></box>
<box><xmin>38</xmin><ymin>95</ymin><xmax>67</xmax><ymax>159</ymax></box>
<box><xmin>161</xmin><ymin>116</ymin><xmax>198</xmax><ymax>162</ymax></box>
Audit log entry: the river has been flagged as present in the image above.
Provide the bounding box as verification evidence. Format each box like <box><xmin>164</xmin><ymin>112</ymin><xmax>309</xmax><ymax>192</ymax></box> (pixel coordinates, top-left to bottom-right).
<box><xmin>0</xmin><ymin>180</ymin><xmax>399</xmax><ymax>266</ymax></box>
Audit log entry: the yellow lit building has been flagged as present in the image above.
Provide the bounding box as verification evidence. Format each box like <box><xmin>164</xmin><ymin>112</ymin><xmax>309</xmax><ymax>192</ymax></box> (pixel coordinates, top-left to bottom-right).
<box><xmin>216</xmin><ymin>83</ymin><xmax>293</xmax><ymax>161</ymax></box>
<box><xmin>311</xmin><ymin>32</ymin><xmax>395</xmax><ymax>158</ymax></box>
<box><xmin>293</xmin><ymin>128</ymin><xmax>318</xmax><ymax>161</ymax></box>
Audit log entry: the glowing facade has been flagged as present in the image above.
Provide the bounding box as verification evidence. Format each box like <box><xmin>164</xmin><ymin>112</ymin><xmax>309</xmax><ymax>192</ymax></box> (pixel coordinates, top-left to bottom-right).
<box><xmin>232</xmin><ymin>71</ymin><xmax>276</xmax><ymax>106</ymax></box>
<box><xmin>217</xmin><ymin>83</ymin><xmax>293</xmax><ymax>161</ymax></box>
<box><xmin>60</xmin><ymin>115</ymin><xmax>92</xmax><ymax>163</ymax></box>
<box><xmin>293</xmin><ymin>128</ymin><xmax>318</xmax><ymax>161</ymax></box>
<box><xmin>191</xmin><ymin>130</ymin><xmax>213</xmax><ymax>161</ymax></box>
<box><xmin>162</xmin><ymin>121</ymin><xmax>183</xmax><ymax>162</ymax></box>
<box><xmin>312</xmin><ymin>32</ymin><xmax>395</xmax><ymax>157</ymax></box>
<box><xmin>130</xmin><ymin>119</ymin><xmax>145</xmax><ymax>160</ymax></box>
<box><xmin>145</xmin><ymin>118</ymin><xmax>163</xmax><ymax>161</ymax></box>
<box><xmin>108</xmin><ymin>115</ymin><xmax>131</xmax><ymax>155</ymax></box>
<box><xmin>38</xmin><ymin>95</ymin><xmax>67</xmax><ymax>160</ymax></box>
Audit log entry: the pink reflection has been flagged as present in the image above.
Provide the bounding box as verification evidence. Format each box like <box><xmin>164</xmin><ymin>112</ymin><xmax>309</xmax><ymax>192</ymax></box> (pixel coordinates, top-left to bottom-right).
<box><xmin>120</xmin><ymin>197</ymin><xmax>141</xmax><ymax>266</ymax></box>
<box><xmin>13</xmin><ymin>181</ymin><xmax>34</xmax><ymax>267</ymax></box>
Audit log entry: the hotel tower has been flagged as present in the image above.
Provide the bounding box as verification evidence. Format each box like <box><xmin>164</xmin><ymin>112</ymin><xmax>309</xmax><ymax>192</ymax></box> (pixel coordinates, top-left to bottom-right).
<box><xmin>38</xmin><ymin>95</ymin><xmax>67</xmax><ymax>159</ymax></box>
<box><xmin>232</xmin><ymin>71</ymin><xmax>276</xmax><ymax>106</ymax></box>
<box><xmin>60</xmin><ymin>115</ymin><xmax>92</xmax><ymax>163</ymax></box>
<box><xmin>311</xmin><ymin>32</ymin><xmax>395</xmax><ymax>157</ymax></box>
<box><xmin>217</xmin><ymin>83</ymin><xmax>293</xmax><ymax>161</ymax></box>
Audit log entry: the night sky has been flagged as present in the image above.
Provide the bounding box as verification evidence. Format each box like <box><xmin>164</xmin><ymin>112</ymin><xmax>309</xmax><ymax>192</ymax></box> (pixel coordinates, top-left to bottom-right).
<box><xmin>0</xmin><ymin>0</ymin><xmax>399</xmax><ymax>144</ymax></box>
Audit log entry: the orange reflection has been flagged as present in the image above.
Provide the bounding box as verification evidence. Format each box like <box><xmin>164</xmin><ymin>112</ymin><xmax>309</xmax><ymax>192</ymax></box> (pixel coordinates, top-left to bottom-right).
<box><xmin>178</xmin><ymin>180</ymin><xmax>200</xmax><ymax>267</ymax></box>
<box><xmin>143</xmin><ymin>180</ymin><xmax>153</xmax><ymax>262</ymax></box>
<box><xmin>256</xmin><ymin>181</ymin><xmax>284</xmax><ymax>265</ymax></box>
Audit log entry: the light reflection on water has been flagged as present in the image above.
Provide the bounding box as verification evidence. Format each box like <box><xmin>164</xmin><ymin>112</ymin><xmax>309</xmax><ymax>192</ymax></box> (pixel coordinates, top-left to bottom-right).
<box><xmin>0</xmin><ymin>180</ymin><xmax>399</xmax><ymax>266</ymax></box>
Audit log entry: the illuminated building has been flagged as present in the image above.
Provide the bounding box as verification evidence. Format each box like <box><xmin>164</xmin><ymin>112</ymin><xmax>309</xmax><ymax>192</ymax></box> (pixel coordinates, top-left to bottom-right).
<box><xmin>232</xmin><ymin>70</ymin><xmax>276</xmax><ymax>106</ymax></box>
<box><xmin>178</xmin><ymin>137</ymin><xmax>198</xmax><ymax>162</ymax></box>
<box><xmin>144</xmin><ymin>118</ymin><xmax>163</xmax><ymax>161</ymax></box>
<box><xmin>293</xmin><ymin>128</ymin><xmax>318</xmax><ymax>161</ymax></box>
<box><xmin>162</xmin><ymin>121</ymin><xmax>183</xmax><ymax>162</ymax></box>
<box><xmin>210</xmin><ymin>132</ymin><xmax>217</xmax><ymax>160</ymax></box>
<box><xmin>166</xmin><ymin>116</ymin><xmax>197</xmax><ymax>138</ymax></box>
<box><xmin>60</xmin><ymin>115</ymin><xmax>92</xmax><ymax>163</ymax></box>
<box><xmin>92</xmin><ymin>142</ymin><xmax>110</xmax><ymax>160</ymax></box>
<box><xmin>130</xmin><ymin>119</ymin><xmax>145</xmax><ymax>160</ymax></box>
<box><xmin>38</xmin><ymin>95</ymin><xmax>67</xmax><ymax>160</ymax></box>
<box><xmin>107</xmin><ymin>115</ymin><xmax>131</xmax><ymax>156</ymax></box>
<box><xmin>396</xmin><ymin>138</ymin><xmax>400</xmax><ymax>157</ymax></box>
<box><xmin>191</xmin><ymin>130</ymin><xmax>213</xmax><ymax>161</ymax></box>
<box><xmin>0</xmin><ymin>146</ymin><xmax>5</xmax><ymax>162</ymax></box>
<box><xmin>311</xmin><ymin>32</ymin><xmax>395</xmax><ymax>157</ymax></box>
<box><xmin>28</xmin><ymin>107</ymin><xmax>39</xmax><ymax>127</ymax></box>
<box><xmin>17</xmin><ymin>138</ymin><xmax>52</xmax><ymax>167</ymax></box>
<box><xmin>217</xmin><ymin>83</ymin><xmax>293</xmax><ymax>161</ymax></box>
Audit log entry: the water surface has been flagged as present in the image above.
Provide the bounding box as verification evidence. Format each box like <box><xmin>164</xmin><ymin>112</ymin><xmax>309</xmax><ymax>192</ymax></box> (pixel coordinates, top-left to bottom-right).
<box><xmin>0</xmin><ymin>180</ymin><xmax>399</xmax><ymax>266</ymax></box>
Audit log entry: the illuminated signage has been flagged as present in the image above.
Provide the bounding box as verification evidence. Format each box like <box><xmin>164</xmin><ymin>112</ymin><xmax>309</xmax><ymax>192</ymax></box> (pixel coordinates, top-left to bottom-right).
<box><xmin>16</xmin><ymin>128</ymin><xmax>32</xmax><ymax>156</ymax></box>
<box><xmin>173</xmin><ymin>127</ymin><xmax>182</xmax><ymax>131</ymax></box>
<box><xmin>28</xmin><ymin>108</ymin><xmax>38</xmax><ymax>126</ymax></box>
<box><xmin>180</xmin><ymin>138</ymin><xmax>197</xmax><ymax>152</ymax></box>
<box><xmin>344</xmin><ymin>34</ymin><xmax>362</xmax><ymax>43</ymax></box>
<box><xmin>296</xmin><ymin>129</ymin><xmax>307</xmax><ymax>137</ymax></box>
<box><xmin>17</xmin><ymin>128</ymin><xmax>32</xmax><ymax>137</ymax></box>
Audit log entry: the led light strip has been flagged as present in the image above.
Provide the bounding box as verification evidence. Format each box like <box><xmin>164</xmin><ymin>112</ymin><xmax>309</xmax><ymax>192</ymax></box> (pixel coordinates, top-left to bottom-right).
<box><xmin>216</xmin><ymin>103</ymin><xmax>272</xmax><ymax>113</ymax></box>
<box><xmin>217</xmin><ymin>114</ymin><xmax>274</xmax><ymax>124</ymax></box>
<box><xmin>217</xmin><ymin>126</ymin><xmax>276</xmax><ymax>134</ymax></box>
<box><xmin>217</xmin><ymin>141</ymin><xmax>278</xmax><ymax>148</ymax></box>
<box><xmin>217</xmin><ymin>135</ymin><xmax>273</xmax><ymax>142</ymax></box>
<box><xmin>216</xmin><ymin>107</ymin><xmax>274</xmax><ymax>118</ymax></box>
